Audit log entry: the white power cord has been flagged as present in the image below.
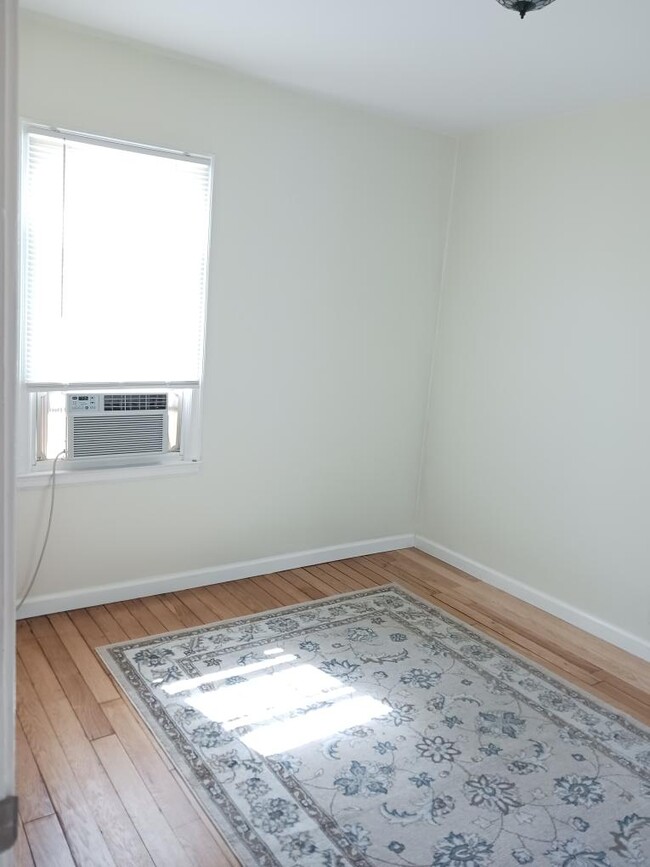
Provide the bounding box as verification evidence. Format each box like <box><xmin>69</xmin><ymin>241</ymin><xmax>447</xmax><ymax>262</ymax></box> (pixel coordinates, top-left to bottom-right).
<box><xmin>16</xmin><ymin>449</ymin><xmax>66</xmax><ymax>612</ymax></box>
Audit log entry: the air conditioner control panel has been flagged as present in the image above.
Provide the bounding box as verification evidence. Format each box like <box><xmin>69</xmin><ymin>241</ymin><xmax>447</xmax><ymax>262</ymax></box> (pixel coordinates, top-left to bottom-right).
<box><xmin>68</xmin><ymin>394</ymin><xmax>100</xmax><ymax>412</ymax></box>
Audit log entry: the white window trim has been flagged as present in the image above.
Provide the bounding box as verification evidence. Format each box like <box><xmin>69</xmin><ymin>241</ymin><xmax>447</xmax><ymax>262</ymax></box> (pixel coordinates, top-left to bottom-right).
<box><xmin>0</xmin><ymin>0</ymin><xmax>18</xmax><ymax>848</ymax></box>
<box><xmin>16</xmin><ymin>460</ymin><xmax>201</xmax><ymax>488</ymax></box>
<box><xmin>18</xmin><ymin>122</ymin><xmax>213</xmax><ymax>480</ymax></box>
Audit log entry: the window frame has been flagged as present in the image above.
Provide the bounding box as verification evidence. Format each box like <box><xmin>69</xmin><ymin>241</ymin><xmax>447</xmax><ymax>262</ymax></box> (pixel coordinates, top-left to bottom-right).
<box><xmin>17</xmin><ymin>122</ymin><xmax>213</xmax><ymax>484</ymax></box>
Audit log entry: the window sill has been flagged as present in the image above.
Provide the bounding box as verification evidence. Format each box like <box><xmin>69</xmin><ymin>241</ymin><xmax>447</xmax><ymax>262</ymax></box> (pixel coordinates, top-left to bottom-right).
<box><xmin>16</xmin><ymin>460</ymin><xmax>201</xmax><ymax>488</ymax></box>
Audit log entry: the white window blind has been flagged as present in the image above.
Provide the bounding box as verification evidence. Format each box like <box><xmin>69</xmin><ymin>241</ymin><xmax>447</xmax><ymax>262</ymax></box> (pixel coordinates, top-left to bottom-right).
<box><xmin>22</xmin><ymin>129</ymin><xmax>211</xmax><ymax>388</ymax></box>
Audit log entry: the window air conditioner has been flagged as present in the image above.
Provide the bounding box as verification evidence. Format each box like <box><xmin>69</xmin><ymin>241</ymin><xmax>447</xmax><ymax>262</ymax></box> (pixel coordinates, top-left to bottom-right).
<box><xmin>66</xmin><ymin>393</ymin><xmax>169</xmax><ymax>462</ymax></box>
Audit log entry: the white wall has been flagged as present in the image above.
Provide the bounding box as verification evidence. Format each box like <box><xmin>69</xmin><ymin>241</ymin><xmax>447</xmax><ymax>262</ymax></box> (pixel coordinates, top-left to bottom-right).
<box><xmin>17</xmin><ymin>15</ymin><xmax>455</xmax><ymax>600</ymax></box>
<box><xmin>418</xmin><ymin>102</ymin><xmax>650</xmax><ymax>646</ymax></box>
<box><xmin>20</xmin><ymin>16</ymin><xmax>649</xmax><ymax>655</ymax></box>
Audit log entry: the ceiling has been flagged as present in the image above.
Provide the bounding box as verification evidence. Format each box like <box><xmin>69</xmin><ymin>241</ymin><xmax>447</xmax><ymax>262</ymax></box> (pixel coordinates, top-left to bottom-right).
<box><xmin>19</xmin><ymin>0</ymin><xmax>650</xmax><ymax>133</ymax></box>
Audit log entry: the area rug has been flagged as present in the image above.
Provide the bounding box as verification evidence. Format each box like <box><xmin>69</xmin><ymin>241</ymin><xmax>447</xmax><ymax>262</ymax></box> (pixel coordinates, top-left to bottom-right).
<box><xmin>98</xmin><ymin>584</ymin><xmax>650</xmax><ymax>867</ymax></box>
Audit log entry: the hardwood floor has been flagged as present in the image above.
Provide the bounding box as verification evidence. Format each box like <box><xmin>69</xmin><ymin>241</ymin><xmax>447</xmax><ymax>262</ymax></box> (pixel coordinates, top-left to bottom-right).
<box><xmin>15</xmin><ymin>548</ymin><xmax>650</xmax><ymax>866</ymax></box>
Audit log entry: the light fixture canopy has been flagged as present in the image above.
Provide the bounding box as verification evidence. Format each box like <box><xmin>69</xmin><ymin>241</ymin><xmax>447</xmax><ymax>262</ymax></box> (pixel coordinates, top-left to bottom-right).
<box><xmin>496</xmin><ymin>0</ymin><xmax>557</xmax><ymax>19</ymax></box>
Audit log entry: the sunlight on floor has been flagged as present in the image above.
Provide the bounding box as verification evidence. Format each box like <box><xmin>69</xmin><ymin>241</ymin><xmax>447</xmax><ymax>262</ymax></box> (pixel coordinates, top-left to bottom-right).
<box><xmin>161</xmin><ymin>653</ymin><xmax>298</xmax><ymax>695</ymax></box>
<box><xmin>241</xmin><ymin>694</ymin><xmax>389</xmax><ymax>755</ymax></box>
<box><xmin>172</xmin><ymin>651</ymin><xmax>390</xmax><ymax>756</ymax></box>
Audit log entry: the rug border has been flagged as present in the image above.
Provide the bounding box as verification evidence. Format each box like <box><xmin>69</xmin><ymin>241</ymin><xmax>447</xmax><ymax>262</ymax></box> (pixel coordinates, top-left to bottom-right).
<box><xmin>95</xmin><ymin>583</ymin><xmax>650</xmax><ymax>867</ymax></box>
<box><xmin>97</xmin><ymin>582</ymin><xmax>649</xmax><ymax>736</ymax></box>
<box><xmin>389</xmin><ymin>584</ymin><xmax>650</xmax><ymax>734</ymax></box>
<box><xmin>96</xmin><ymin>586</ymin><xmax>415</xmax><ymax>866</ymax></box>
<box><xmin>97</xmin><ymin>584</ymin><xmax>394</xmax><ymax>652</ymax></box>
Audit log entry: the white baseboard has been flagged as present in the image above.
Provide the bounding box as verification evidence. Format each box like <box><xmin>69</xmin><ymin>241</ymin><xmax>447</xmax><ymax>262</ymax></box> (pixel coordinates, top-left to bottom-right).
<box><xmin>18</xmin><ymin>529</ymin><xmax>648</xmax><ymax>663</ymax></box>
<box><xmin>414</xmin><ymin>536</ymin><xmax>650</xmax><ymax>662</ymax></box>
<box><xmin>16</xmin><ymin>534</ymin><xmax>416</xmax><ymax>619</ymax></box>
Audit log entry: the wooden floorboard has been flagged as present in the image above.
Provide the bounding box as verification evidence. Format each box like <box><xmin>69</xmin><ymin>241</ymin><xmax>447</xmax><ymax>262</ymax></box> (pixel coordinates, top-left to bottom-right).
<box><xmin>15</xmin><ymin>548</ymin><xmax>650</xmax><ymax>866</ymax></box>
<box><xmin>15</xmin><ymin>817</ymin><xmax>36</xmax><ymax>867</ymax></box>
<box><xmin>23</xmin><ymin>814</ymin><xmax>76</xmax><ymax>867</ymax></box>
<box><xmin>16</xmin><ymin>719</ymin><xmax>54</xmax><ymax>824</ymax></box>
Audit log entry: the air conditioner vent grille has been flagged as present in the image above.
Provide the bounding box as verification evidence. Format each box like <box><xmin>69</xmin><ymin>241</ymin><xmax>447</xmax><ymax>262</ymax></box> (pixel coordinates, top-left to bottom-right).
<box><xmin>69</xmin><ymin>414</ymin><xmax>166</xmax><ymax>458</ymax></box>
<box><xmin>103</xmin><ymin>393</ymin><xmax>168</xmax><ymax>412</ymax></box>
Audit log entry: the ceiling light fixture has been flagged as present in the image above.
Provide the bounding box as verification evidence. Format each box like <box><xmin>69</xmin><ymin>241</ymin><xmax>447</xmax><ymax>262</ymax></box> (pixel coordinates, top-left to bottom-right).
<box><xmin>496</xmin><ymin>0</ymin><xmax>557</xmax><ymax>19</ymax></box>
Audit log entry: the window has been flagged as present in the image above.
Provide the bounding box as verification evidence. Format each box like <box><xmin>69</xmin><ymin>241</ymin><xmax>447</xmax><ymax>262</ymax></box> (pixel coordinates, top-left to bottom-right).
<box><xmin>19</xmin><ymin>126</ymin><xmax>212</xmax><ymax>479</ymax></box>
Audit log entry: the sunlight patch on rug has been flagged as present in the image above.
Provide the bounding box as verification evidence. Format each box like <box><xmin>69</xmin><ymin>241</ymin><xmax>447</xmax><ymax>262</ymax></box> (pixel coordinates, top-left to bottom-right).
<box><xmin>98</xmin><ymin>585</ymin><xmax>650</xmax><ymax>867</ymax></box>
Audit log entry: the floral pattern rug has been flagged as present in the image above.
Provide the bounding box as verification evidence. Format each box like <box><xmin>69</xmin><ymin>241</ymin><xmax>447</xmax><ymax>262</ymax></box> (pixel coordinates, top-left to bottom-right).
<box><xmin>98</xmin><ymin>585</ymin><xmax>650</xmax><ymax>867</ymax></box>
